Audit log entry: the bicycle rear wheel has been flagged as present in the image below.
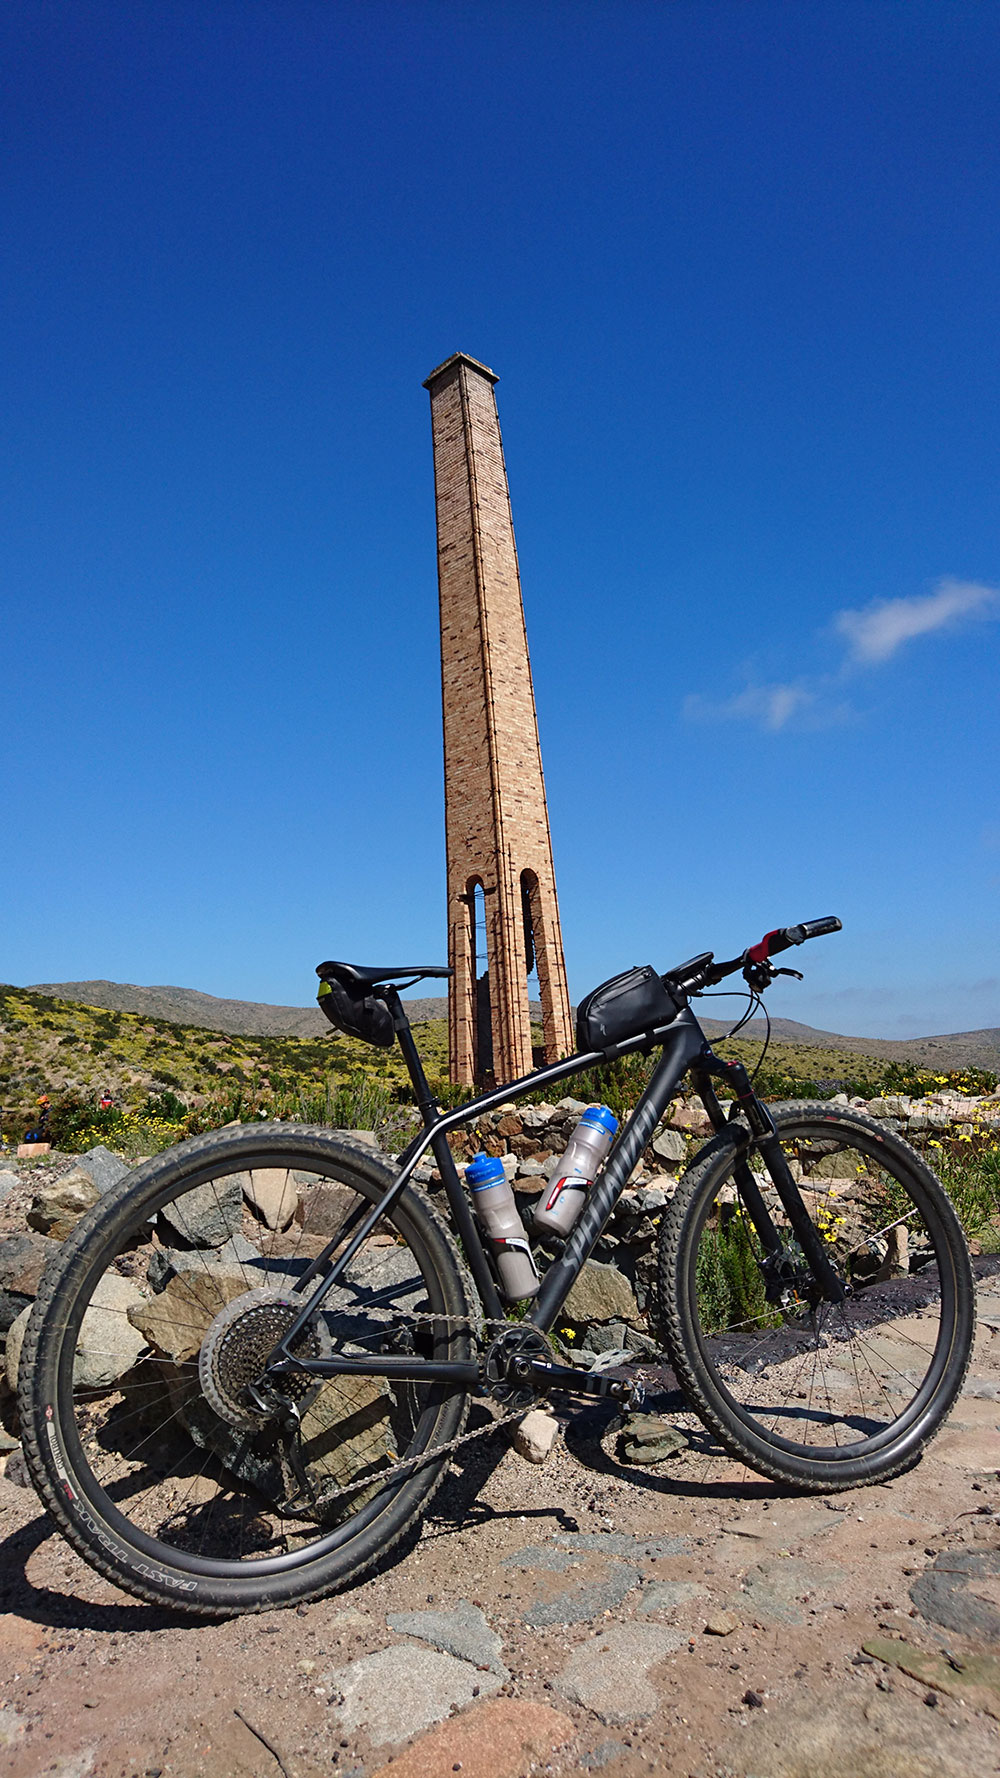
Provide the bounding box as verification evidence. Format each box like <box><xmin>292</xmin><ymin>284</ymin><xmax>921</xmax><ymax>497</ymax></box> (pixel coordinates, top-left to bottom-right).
<box><xmin>656</xmin><ymin>1102</ymin><xmax>974</xmax><ymax>1488</ymax></box>
<box><xmin>19</xmin><ymin>1124</ymin><xmax>472</xmax><ymax>1614</ymax></box>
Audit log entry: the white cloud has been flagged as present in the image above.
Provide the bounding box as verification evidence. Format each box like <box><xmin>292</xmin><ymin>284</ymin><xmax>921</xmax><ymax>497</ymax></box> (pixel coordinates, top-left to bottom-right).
<box><xmin>684</xmin><ymin>681</ymin><xmax>815</xmax><ymax>731</ymax></box>
<box><xmin>684</xmin><ymin>573</ymin><xmax>997</xmax><ymax>734</ymax></box>
<box><xmin>834</xmin><ymin>578</ymin><xmax>999</xmax><ymax>665</ymax></box>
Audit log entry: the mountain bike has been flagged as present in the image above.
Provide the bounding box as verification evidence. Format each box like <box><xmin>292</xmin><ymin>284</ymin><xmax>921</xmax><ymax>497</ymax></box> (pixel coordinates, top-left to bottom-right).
<box><xmin>19</xmin><ymin>917</ymin><xmax>974</xmax><ymax>1615</ymax></box>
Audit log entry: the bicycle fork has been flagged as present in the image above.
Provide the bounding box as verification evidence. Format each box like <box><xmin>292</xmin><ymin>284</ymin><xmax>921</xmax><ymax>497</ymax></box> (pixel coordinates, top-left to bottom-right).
<box><xmin>693</xmin><ymin>1059</ymin><xmax>848</xmax><ymax>1308</ymax></box>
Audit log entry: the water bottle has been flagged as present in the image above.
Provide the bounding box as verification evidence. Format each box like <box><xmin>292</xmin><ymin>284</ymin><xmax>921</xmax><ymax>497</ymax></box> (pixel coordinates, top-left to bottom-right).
<box><xmin>465</xmin><ymin>1153</ymin><xmax>540</xmax><ymax>1300</ymax></box>
<box><xmin>532</xmin><ymin>1105</ymin><xmax>619</xmax><ymax>1238</ymax></box>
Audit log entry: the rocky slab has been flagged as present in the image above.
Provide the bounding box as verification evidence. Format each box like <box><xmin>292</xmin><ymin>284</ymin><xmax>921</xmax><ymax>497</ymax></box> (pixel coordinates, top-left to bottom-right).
<box><xmin>326</xmin><ymin>1644</ymin><xmax>503</xmax><ymax>1746</ymax></box>
<box><xmin>386</xmin><ymin>1600</ymin><xmax>508</xmax><ymax>1677</ymax></box>
<box><xmin>555</xmin><ymin>1621</ymin><xmax>683</xmax><ymax>1724</ymax></box>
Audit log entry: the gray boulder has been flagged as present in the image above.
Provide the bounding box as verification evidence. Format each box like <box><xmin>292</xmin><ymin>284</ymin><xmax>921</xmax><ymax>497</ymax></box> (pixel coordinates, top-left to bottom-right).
<box><xmin>158</xmin><ymin>1175</ymin><xmax>243</xmax><ymax>1247</ymax></box>
<box><xmin>564</xmin><ymin>1258</ymin><xmax>640</xmax><ymax>1326</ymax></box>
<box><xmin>26</xmin><ymin>1169</ymin><xmax>99</xmax><ymax>1239</ymax></box>
<box><xmin>77</xmin><ymin>1145</ymin><xmax>130</xmax><ymax>1195</ymax></box>
<box><xmin>6</xmin><ymin>1272</ymin><xmax>147</xmax><ymax>1392</ymax></box>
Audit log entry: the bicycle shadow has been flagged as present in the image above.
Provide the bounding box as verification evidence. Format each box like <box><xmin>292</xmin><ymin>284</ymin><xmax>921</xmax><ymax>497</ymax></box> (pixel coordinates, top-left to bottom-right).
<box><xmin>0</xmin><ymin>1404</ymin><xmax>571</xmax><ymax>1629</ymax></box>
<box><xmin>559</xmin><ymin>1393</ymin><xmax>791</xmax><ymax>1502</ymax></box>
<box><xmin>0</xmin><ymin>1390</ymin><xmax>784</xmax><ymax>1633</ymax></box>
<box><xmin>0</xmin><ymin>1500</ymin><xmax>178</xmax><ymax>1633</ymax></box>
<box><xmin>406</xmin><ymin>1401</ymin><xmax>588</xmax><ymax>1547</ymax></box>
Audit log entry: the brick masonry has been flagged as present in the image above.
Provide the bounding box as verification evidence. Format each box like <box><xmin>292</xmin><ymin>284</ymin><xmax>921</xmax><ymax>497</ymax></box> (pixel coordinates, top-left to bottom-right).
<box><xmin>424</xmin><ymin>352</ymin><xmax>574</xmax><ymax>1085</ymax></box>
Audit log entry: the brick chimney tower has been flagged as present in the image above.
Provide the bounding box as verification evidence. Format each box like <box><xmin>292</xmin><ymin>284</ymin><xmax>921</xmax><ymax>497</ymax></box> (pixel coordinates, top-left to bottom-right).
<box><xmin>424</xmin><ymin>352</ymin><xmax>574</xmax><ymax>1086</ymax></box>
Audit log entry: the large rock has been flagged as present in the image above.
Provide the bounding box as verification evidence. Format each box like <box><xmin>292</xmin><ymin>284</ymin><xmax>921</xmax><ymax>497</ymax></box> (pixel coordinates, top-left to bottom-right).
<box><xmin>128</xmin><ymin>1268</ymin><xmax>246</xmax><ymax>1363</ymax></box>
<box><xmin>76</xmin><ymin>1145</ymin><xmax>129</xmax><ymax>1195</ymax></box>
<box><xmin>563</xmin><ymin>1258</ymin><xmax>640</xmax><ymax>1326</ymax></box>
<box><xmin>0</xmin><ymin>1231</ymin><xmax>60</xmax><ymax>1332</ymax></box>
<box><xmin>178</xmin><ymin>1366</ymin><xmax>397</xmax><ymax>1520</ymax></box>
<box><xmin>158</xmin><ymin>1175</ymin><xmax>243</xmax><ymax>1248</ymax></box>
<box><xmin>6</xmin><ymin>1272</ymin><xmax>148</xmax><ymax>1392</ymax></box>
<box><xmin>26</xmin><ymin>1168</ymin><xmax>99</xmax><ymax>1239</ymax></box>
<box><xmin>242</xmin><ymin>1168</ymin><xmax>299</xmax><ymax>1231</ymax></box>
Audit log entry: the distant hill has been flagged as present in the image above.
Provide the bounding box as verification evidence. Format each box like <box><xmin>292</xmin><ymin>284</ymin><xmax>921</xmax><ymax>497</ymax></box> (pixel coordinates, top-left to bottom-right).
<box><xmin>23</xmin><ymin>981</ymin><xmax>541</xmax><ymax>1036</ymax></box>
<box><xmin>21</xmin><ymin>979</ymin><xmax>1000</xmax><ymax>1070</ymax></box>
<box><xmin>696</xmin><ymin>1015</ymin><xmax>1000</xmax><ymax>1072</ymax></box>
<box><xmin>26</xmin><ymin>979</ymin><xmax>329</xmax><ymax>1037</ymax></box>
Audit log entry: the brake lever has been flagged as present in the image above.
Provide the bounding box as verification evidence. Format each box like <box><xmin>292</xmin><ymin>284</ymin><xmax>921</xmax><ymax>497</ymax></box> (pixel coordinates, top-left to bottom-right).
<box><xmin>743</xmin><ymin>961</ymin><xmax>804</xmax><ymax>990</ymax></box>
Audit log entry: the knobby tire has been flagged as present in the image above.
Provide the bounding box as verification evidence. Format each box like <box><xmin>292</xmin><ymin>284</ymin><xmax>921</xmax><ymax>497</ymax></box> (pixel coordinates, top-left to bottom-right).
<box><xmin>19</xmin><ymin>1124</ymin><xmax>471</xmax><ymax>1615</ymax></box>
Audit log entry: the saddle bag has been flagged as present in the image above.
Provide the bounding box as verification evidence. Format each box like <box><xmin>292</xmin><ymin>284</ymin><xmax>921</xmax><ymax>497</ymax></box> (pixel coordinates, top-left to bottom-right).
<box><xmin>576</xmin><ymin>964</ymin><xmax>680</xmax><ymax>1055</ymax></box>
<box><xmin>317</xmin><ymin>976</ymin><xmax>396</xmax><ymax>1048</ymax></box>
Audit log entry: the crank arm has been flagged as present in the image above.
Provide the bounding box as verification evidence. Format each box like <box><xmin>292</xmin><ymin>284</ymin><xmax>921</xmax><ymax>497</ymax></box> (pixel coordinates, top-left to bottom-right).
<box><xmin>525</xmin><ymin>1356</ymin><xmax>641</xmax><ymax>1404</ymax></box>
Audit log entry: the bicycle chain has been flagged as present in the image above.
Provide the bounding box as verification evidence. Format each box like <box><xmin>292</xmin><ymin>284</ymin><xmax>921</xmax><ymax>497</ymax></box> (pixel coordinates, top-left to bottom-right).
<box><xmin>275</xmin><ymin>1303</ymin><xmax>532</xmax><ymax>1516</ymax></box>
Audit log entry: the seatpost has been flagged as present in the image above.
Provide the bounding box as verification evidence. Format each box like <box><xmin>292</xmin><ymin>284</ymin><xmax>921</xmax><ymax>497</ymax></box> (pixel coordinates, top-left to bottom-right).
<box><xmin>381</xmin><ymin>985</ymin><xmax>440</xmax><ymax>1127</ymax></box>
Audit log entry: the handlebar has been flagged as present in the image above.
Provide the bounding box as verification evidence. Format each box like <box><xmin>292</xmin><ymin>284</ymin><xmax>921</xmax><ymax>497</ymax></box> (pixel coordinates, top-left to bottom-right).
<box><xmin>665</xmin><ymin>916</ymin><xmax>842</xmax><ymax>997</ymax></box>
<box><xmin>745</xmin><ymin>916</ymin><xmax>842</xmax><ymax>963</ymax></box>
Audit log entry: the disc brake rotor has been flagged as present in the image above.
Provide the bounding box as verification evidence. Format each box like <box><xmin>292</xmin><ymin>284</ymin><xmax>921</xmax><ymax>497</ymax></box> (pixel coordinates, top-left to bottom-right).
<box><xmin>198</xmin><ymin>1285</ymin><xmax>332</xmax><ymax>1431</ymax></box>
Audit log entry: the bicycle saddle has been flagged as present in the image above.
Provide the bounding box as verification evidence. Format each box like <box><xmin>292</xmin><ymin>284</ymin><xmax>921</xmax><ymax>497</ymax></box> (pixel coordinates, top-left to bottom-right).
<box><xmin>316</xmin><ymin>960</ymin><xmax>452</xmax><ymax>987</ymax></box>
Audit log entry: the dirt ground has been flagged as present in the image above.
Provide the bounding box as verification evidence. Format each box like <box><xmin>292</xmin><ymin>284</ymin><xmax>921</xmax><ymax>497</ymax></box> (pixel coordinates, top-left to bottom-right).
<box><xmin>2</xmin><ymin>1283</ymin><xmax>1000</xmax><ymax>1778</ymax></box>
<box><xmin>1</xmin><ymin>1140</ymin><xmax>999</xmax><ymax>1778</ymax></box>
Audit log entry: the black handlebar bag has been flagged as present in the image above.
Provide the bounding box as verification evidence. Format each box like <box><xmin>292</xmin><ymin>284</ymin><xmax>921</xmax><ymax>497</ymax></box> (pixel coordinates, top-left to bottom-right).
<box><xmin>317</xmin><ymin>977</ymin><xmax>395</xmax><ymax>1048</ymax></box>
<box><xmin>576</xmin><ymin>965</ymin><xmax>680</xmax><ymax>1054</ymax></box>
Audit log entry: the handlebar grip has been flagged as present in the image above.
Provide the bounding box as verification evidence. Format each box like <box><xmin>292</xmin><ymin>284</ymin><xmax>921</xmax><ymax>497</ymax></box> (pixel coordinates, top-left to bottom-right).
<box><xmin>798</xmin><ymin>916</ymin><xmax>842</xmax><ymax>940</ymax></box>
<box><xmin>746</xmin><ymin>917</ymin><xmax>842</xmax><ymax>963</ymax></box>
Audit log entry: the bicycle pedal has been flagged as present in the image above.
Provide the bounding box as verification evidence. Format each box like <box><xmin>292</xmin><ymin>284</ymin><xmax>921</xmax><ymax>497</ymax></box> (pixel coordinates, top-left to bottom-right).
<box><xmin>624</xmin><ymin>1376</ymin><xmax>646</xmax><ymax>1410</ymax></box>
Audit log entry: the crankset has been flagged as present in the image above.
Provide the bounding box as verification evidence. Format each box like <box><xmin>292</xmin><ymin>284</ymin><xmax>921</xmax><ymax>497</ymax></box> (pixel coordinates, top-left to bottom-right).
<box><xmin>483</xmin><ymin>1324</ymin><xmax>643</xmax><ymax>1410</ymax></box>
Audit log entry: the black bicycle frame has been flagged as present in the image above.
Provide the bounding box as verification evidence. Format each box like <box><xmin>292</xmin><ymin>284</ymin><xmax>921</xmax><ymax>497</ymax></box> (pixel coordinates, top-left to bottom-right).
<box><xmin>268</xmin><ymin>984</ymin><xmax>845</xmax><ymax>1390</ymax></box>
<box><xmin>269</xmin><ymin>997</ymin><xmax>707</xmax><ymax>1386</ymax></box>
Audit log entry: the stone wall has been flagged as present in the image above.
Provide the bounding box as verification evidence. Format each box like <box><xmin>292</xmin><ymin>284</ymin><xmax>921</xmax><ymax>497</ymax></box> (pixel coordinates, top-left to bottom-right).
<box><xmin>415</xmin><ymin>1085</ymin><xmax>1000</xmax><ymax>1358</ymax></box>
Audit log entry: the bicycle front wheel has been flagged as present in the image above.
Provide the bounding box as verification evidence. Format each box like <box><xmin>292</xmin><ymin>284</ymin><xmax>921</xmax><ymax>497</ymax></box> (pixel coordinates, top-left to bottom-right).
<box><xmin>657</xmin><ymin>1102</ymin><xmax>974</xmax><ymax>1488</ymax></box>
<box><xmin>19</xmin><ymin>1124</ymin><xmax>472</xmax><ymax>1614</ymax></box>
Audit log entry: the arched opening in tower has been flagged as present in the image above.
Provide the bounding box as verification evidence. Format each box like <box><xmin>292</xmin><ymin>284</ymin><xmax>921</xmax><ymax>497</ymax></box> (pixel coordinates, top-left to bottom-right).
<box><xmin>469</xmin><ymin>878</ymin><xmax>494</xmax><ymax>1084</ymax></box>
<box><xmin>520</xmin><ymin>870</ymin><xmax>545</xmax><ymax>1068</ymax></box>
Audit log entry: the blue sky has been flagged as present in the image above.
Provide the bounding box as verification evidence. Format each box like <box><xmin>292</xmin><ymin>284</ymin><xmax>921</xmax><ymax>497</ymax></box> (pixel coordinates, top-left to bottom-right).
<box><xmin>3</xmin><ymin>1</ymin><xmax>998</xmax><ymax>1040</ymax></box>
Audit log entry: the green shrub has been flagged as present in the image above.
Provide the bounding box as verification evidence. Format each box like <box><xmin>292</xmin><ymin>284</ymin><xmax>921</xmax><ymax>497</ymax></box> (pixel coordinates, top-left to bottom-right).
<box><xmin>695</xmin><ymin>1209</ymin><xmax>775</xmax><ymax>1334</ymax></box>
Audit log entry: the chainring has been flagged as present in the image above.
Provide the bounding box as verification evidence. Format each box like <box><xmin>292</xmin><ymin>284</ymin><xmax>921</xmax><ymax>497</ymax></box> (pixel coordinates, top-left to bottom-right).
<box><xmin>483</xmin><ymin>1324</ymin><xmax>551</xmax><ymax>1409</ymax></box>
<box><xmin>198</xmin><ymin>1285</ymin><xmax>332</xmax><ymax>1431</ymax></box>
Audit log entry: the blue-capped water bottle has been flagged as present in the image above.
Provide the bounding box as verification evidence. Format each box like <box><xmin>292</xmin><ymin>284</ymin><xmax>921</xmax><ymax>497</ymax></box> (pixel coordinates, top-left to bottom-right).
<box><xmin>532</xmin><ymin>1105</ymin><xmax>619</xmax><ymax>1238</ymax></box>
<box><xmin>465</xmin><ymin>1153</ymin><xmax>540</xmax><ymax>1300</ymax></box>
